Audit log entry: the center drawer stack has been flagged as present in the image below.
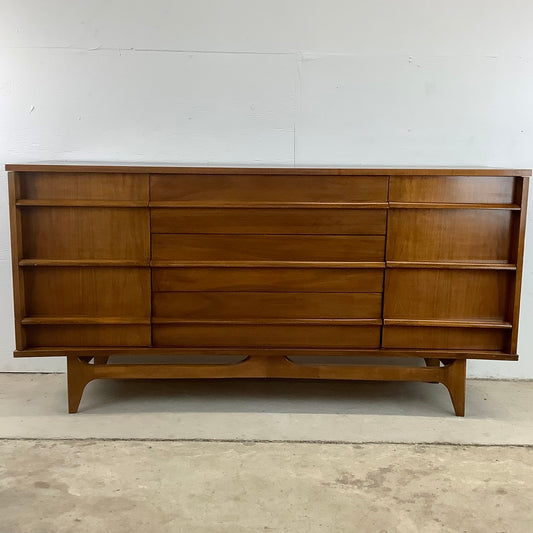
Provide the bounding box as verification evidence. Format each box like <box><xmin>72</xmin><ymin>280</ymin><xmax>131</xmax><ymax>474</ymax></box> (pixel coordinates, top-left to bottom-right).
<box><xmin>149</xmin><ymin>172</ymin><xmax>388</xmax><ymax>350</ymax></box>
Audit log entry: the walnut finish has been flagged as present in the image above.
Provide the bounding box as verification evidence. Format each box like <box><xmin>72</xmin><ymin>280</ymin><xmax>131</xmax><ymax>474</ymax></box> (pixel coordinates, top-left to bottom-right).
<box><xmin>7</xmin><ymin>165</ymin><xmax>530</xmax><ymax>416</ymax></box>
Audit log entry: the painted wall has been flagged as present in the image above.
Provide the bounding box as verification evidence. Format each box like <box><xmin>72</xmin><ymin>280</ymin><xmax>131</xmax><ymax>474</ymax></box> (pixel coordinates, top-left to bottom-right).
<box><xmin>1</xmin><ymin>1</ymin><xmax>532</xmax><ymax>377</ymax></box>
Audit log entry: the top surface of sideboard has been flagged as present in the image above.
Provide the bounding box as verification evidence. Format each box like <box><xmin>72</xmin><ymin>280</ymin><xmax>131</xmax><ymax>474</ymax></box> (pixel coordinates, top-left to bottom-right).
<box><xmin>5</xmin><ymin>164</ymin><xmax>532</xmax><ymax>176</ymax></box>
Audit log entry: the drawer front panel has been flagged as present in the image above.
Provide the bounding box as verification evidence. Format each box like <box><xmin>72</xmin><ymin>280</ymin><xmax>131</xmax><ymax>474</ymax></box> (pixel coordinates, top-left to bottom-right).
<box><xmin>21</xmin><ymin>207</ymin><xmax>150</xmax><ymax>261</ymax></box>
<box><xmin>151</xmin><ymin>208</ymin><xmax>387</xmax><ymax>235</ymax></box>
<box><xmin>152</xmin><ymin>267</ymin><xmax>384</xmax><ymax>292</ymax></box>
<box><xmin>24</xmin><ymin>267</ymin><xmax>150</xmax><ymax>318</ymax></box>
<box><xmin>389</xmin><ymin>175</ymin><xmax>517</xmax><ymax>204</ymax></box>
<box><xmin>152</xmin><ymin>235</ymin><xmax>385</xmax><ymax>263</ymax></box>
<box><xmin>153</xmin><ymin>324</ymin><xmax>381</xmax><ymax>348</ymax></box>
<box><xmin>387</xmin><ymin>209</ymin><xmax>513</xmax><ymax>263</ymax></box>
<box><xmin>20</xmin><ymin>172</ymin><xmax>149</xmax><ymax>201</ymax></box>
<box><xmin>384</xmin><ymin>269</ymin><xmax>513</xmax><ymax>321</ymax></box>
<box><xmin>151</xmin><ymin>175</ymin><xmax>388</xmax><ymax>203</ymax></box>
<box><xmin>382</xmin><ymin>326</ymin><xmax>507</xmax><ymax>351</ymax></box>
<box><xmin>153</xmin><ymin>292</ymin><xmax>382</xmax><ymax>320</ymax></box>
<box><xmin>26</xmin><ymin>325</ymin><xmax>151</xmax><ymax>347</ymax></box>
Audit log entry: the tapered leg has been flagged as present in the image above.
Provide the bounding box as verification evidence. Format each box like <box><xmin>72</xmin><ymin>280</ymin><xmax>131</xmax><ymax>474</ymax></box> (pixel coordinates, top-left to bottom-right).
<box><xmin>443</xmin><ymin>359</ymin><xmax>466</xmax><ymax>417</ymax></box>
<box><xmin>66</xmin><ymin>356</ymin><xmax>94</xmax><ymax>414</ymax></box>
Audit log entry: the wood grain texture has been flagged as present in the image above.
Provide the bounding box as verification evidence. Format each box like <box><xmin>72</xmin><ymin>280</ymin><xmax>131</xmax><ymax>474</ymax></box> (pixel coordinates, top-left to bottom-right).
<box><xmin>151</xmin><ymin>208</ymin><xmax>387</xmax><ymax>235</ymax></box>
<box><xmin>21</xmin><ymin>207</ymin><xmax>149</xmax><ymax>261</ymax></box>
<box><xmin>8</xmin><ymin>172</ymin><xmax>26</xmax><ymax>350</ymax></box>
<box><xmin>26</xmin><ymin>325</ymin><xmax>151</xmax><ymax>347</ymax></box>
<box><xmin>152</xmin><ymin>234</ymin><xmax>385</xmax><ymax>263</ymax></box>
<box><xmin>151</xmin><ymin>174</ymin><xmax>388</xmax><ymax>203</ymax></box>
<box><xmin>153</xmin><ymin>292</ymin><xmax>382</xmax><ymax>320</ymax></box>
<box><xmin>384</xmin><ymin>269</ymin><xmax>513</xmax><ymax>322</ymax></box>
<box><xmin>153</xmin><ymin>324</ymin><xmax>381</xmax><ymax>348</ymax></box>
<box><xmin>24</xmin><ymin>267</ymin><xmax>150</xmax><ymax>318</ymax></box>
<box><xmin>152</xmin><ymin>267</ymin><xmax>384</xmax><ymax>292</ymax></box>
<box><xmin>19</xmin><ymin>172</ymin><xmax>149</xmax><ymax>201</ymax></box>
<box><xmin>382</xmin><ymin>326</ymin><xmax>508</xmax><ymax>351</ymax></box>
<box><xmin>387</xmin><ymin>209</ymin><xmax>514</xmax><ymax>263</ymax></box>
<box><xmin>389</xmin><ymin>175</ymin><xmax>517</xmax><ymax>204</ymax></box>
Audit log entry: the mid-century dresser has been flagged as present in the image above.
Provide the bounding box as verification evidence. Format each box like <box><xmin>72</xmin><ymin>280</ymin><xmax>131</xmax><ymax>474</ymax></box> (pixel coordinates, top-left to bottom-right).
<box><xmin>6</xmin><ymin>164</ymin><xmax>530</xmax><ymax>415</ymax></box>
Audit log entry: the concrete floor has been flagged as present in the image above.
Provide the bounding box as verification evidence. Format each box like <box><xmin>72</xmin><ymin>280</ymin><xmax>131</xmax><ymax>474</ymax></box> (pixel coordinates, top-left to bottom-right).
<box><xmin>2</xmin><ymin>374</ymin><xmax>533</xmax><ymax>532</ymax></box>
<box><xmin>1</xmin><ymin>440</ymin><xmax>532</xmax><ymax>533</ymax></box>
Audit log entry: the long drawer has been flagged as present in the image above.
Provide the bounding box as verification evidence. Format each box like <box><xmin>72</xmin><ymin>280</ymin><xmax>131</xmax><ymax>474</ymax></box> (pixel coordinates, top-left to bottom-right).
<box><xmin>151</xmin><ymin>208</ymin><xmax>387</xmax><ymax>235</ymax></box>
<box><xmin>153</xmin><ymin>324</ymin><xmax>381</xmax><ymax>348</ymax></box>
<box><xmin>153</xmin><ymin>292</ymin><xmax>382</xmax><ymax>320</ymax></box>
<box><xmin>152</xmin><ymin>267</ymin><xmax>384</xmax><ymax>292</ymax></box>
<box><xmin>152</xmin><ymin>234</ymin><xmax>385</xmax><ymax>263</ymax></box>
<box><xmin>151</xmin><ymin>174</ymin><xmax>388</xmax><ymax>203</ymax></box>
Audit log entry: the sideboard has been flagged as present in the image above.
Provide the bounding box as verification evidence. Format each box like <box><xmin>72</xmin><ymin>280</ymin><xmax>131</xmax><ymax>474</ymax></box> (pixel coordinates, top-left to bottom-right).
<box><xmin>6</xmin><ymin>164</ymin><xmax>530</xmax><ymax>415</ymax></box>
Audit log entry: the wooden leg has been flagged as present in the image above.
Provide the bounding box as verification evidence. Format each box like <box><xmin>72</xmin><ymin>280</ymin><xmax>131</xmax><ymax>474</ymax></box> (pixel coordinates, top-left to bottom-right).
<box><xmin>67</xmin><ymin>355</ymin><xmax>95</xmax><ymax>414</ymax></box>
<box><xmin>442</xmin><ymin>359</ymin><xmax>466</xmax><ymax>417</ymax></box>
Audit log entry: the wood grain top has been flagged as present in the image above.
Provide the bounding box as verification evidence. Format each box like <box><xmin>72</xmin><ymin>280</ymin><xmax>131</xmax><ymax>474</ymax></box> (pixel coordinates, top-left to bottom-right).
<box><xmin>5</xmin><ymin>163</ymin><xmax>531</xmax><ymax>176</ymax></box>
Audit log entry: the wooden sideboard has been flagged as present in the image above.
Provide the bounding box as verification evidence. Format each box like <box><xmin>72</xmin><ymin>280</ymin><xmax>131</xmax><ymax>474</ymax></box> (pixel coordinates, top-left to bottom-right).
<box><xmin>6</xmin><ymin>164</ymin><xmax>530</xmax><ymax>415</ymax></box>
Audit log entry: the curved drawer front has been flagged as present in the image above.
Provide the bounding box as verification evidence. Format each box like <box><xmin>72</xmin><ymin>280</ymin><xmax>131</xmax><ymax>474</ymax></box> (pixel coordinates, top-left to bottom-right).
<box><xmin>152</xmin><ymin>267</ymin><xmax>384</xmax><ymax>293</ymax></box>
<box><xmin>153</xmin><ymin>324</ymin><xmax>381</xmax><ymax>348</ymax></box>
<box><xmin>152</xmin><ymin>234</ymin><xmax>385</xmax><ymax>263</ymax></box>
<box><xmin>151</xmin><ymin>208</ymin><xmax>387</xmax><ymax>235</ymax></box>
<box><xmin>151</xmin><ymin>174</ymin><xmax>388</xmax><ymax>203</ymax></box>
<box><xmin>153</xmin><ymin>292</ymin><xmax>382</xmax><ymax>320</ymax></box>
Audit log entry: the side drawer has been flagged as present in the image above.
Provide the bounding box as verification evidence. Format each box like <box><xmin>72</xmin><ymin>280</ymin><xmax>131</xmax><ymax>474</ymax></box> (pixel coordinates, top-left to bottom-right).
<box><xmin>152</xmin><ymin>267</ymin><xmax>384</xmax><ymax>292</ymax></box>
<box><xmin>19</xmin><ymin>172</ymin><xmax>149</xmax><ymax>201</ymax></box>
<box><xmin>151</xmin><ymin>208</ymin><xmax>387</xmax><ymax>235</ymax></box>
<box><xmin>384</xmin><ymin>269</ymin><xmax>513</xmax><ymax>322</ymax></box>
<box><xmin>25</xmin><ymin>325</ymin><xmax>151</xmax><ymax>347</ymax></box>
<box><xmin>152</xmin><ymin>235</ymin><xmax>385</xmax><ymax>263</ymax></box>
<box><xmin>389</xmin><ymin>175</ymin><xmax>518</xmax><ymax>204</ymax></box>
<box><xmin>387</xmin><ymin>209</ymin><xmax>514</xmax><ymax>263</ymax></box>
<box><xmin>24</xmin><ymin>267</ymin><xmax>150</xmax><ymax>318</ymax></box>
<box><xmin>382</xmin><ymin>326</ymin><xmax>508</xmax><ymax>351</ymax></box>
<box><xmin>20</xmin><ymin>207</ymin><xmax>150</xmax><ymax>261</ymax></box>
<box><xmin>153</xmin><ymin>292</ymin><xmax>382</xmax><ymax>320</ymax></box>
<box><xmin>151</xmin><ymin>174</ymin><xmax>388</xmax><ymax>203</ymax></box>
<box><xmin>153</xmin><ymin>324</ymin><xmax>381</xmax><ymax>348</ymax></box>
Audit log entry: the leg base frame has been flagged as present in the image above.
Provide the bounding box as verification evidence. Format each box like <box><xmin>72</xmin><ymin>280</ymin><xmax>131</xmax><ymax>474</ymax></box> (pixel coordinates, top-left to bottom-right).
<box><xmin>66</xmin><ymin>355</ymin><xmax>467</xmax><ymax>416</ymax></box>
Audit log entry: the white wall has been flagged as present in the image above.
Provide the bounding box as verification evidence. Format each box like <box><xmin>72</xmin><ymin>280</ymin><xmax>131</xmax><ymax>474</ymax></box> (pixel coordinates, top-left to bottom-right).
<box><xmin>0</xmin><ymin>0</ymin><xmax>532</xmax><ymax>377</ymax></box>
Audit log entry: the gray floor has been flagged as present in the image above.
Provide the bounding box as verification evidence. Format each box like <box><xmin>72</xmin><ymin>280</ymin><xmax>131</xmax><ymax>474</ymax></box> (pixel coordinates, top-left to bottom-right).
<box><xmin>2</xmin><ymin>374</ymin><xmax>533</xmax><ymax>532</ymax></box>
<box><xmin>1</xmin><ymin>373</ymin><xmax>533</xmax><ymax>444</ymax></box>
<box><xmin>1</xmin><ymin>440</ymin><xmax>532</xmax><ymax>533</ymax></box>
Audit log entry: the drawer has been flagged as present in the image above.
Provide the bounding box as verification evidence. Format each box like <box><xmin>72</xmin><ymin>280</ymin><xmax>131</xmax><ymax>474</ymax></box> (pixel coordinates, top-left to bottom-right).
<box><xmin>387</xmin><ymin>209</ymin><xmax>514</xmax><ymax>263</ymax></box>
<box><xmin>153</xmin><ymin>292</ymin><xmax>382</xmax><ymax>320</ymax></box>
<box><xmin>21</xmin><ymin>207</ymin><xmax>150</xmax><ymax>261</ymax></box>
<box><xmin>384</xmin><ymin>269</ymin><xmax>513</xmax><ymax>322</ymax></box>
<box><xmin>153</xmin><ymin>324</ymin><xmax>381</xmax><ymax>348</ymax></box>
<box><xmin>25</xmin><ymin>325</ymin><xmax>151</xmax><ymax>347</ymax></box>
<box><xmin>151</xmin><ymin>208</ymin><xmax>387</xmax><ymax>235</ymax></box>
<box><xmin>389</xmin><ymin>175</ymin><xmax>517</xmax><ymax>204</ymax></box>
<box><xmin>152</xmin><ymin>235</ymin><xmax>385</xmax><ymax>263</ymax></box>
<box><xmin>150</xmin><ymin>174</ymin><xmax>388</xmax><ymax>203</ymax></box>
<box><xmin>152</xmin><ymin>267</ymin><xmax>384</xmax><ymax>292</ymax></box>
<box><xmin>20</xmin><ymin>172</ymin><xmax>149</xmax><ymax>201</ymax></box>
<box><xmin>382</xmin><ymin>326</ymin><xmax>508</xmax><ymax>351</ymax></box>
<box><xmin>24</xmin><ymin>267</ymin><xmax>150</xmax><ymax>318</ymax></box>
